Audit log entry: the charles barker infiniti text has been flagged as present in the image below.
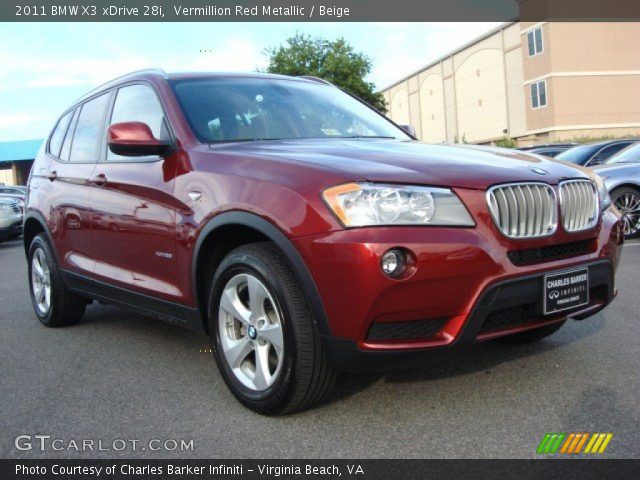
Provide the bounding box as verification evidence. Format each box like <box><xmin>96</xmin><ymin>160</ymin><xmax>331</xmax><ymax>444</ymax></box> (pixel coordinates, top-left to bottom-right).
<box><xmin>15</xmin><ymin>464</ymin><xmax>244</xmax><ymax>476</ymax></box>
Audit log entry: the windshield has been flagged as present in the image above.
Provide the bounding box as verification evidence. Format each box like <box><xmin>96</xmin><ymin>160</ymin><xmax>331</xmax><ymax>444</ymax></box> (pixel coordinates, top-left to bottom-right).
<box><xmin>555</xmin><ymin>144</ymin><xmax>600</xmax><ymax>164</ymax></box>
<box><xmin>605</xmin><ymin>142</ymin><xmax>640</xmax><ymax>164</ymax></box>
<box><xmin>170</xmin><ymin>77</ymin><xmax>410</xmax><ymax>143</ymax></box>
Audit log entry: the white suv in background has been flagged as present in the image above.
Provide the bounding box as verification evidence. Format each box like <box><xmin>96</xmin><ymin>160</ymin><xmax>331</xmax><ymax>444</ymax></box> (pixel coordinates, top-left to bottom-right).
<box><xmin>0</xmin><ymin>197</ymin><xmax>23</xmax><ymax>243</ymax></box>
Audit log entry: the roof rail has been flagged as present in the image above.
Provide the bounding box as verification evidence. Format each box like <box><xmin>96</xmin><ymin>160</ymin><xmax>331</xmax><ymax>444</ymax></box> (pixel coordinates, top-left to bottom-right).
<box><xmin>75</xmin><ymin>68</ymin><xmax>168</xmax><ymax>102</ymax></box>
<box><xmin>299</xmin><ymin>75</ymin><xmax>333</xmax><ymax>86</ymax></box>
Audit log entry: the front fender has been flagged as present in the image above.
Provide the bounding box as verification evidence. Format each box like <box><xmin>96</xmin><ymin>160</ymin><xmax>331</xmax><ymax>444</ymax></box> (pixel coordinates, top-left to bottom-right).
<box><xmin>191</xmin><ymin>211</ymin><xmax>332</xmax><ymax>337</ymax></box>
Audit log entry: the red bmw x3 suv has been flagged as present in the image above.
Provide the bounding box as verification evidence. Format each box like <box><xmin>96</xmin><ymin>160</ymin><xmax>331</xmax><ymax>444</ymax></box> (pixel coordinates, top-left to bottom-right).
<box><xmin>25</xmin><ymin>70</ymin><xmax>623</xmax><ymax>414</ymax></box>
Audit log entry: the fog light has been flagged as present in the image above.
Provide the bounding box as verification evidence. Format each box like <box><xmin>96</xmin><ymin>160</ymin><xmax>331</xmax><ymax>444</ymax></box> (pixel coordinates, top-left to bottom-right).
<box><xmin>381</xmin><ymin>249</ymin><xmax>406</xmax><ymax>277</ymax></box>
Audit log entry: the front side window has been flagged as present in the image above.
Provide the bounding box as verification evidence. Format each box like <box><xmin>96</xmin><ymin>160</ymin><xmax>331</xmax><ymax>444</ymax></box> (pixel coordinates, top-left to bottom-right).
<box><xmin>171</xmin><ymin>77</ymin><xmax>410</xmax><ymax>143</ymax></box>
<box><xmin>108</xmin><ymin>84</ymin><xmax>170</xmax><ymax>160</ymax></box>
<box><xmin>531</xmin><ymin>80</ymin><xmax>547</xmax><ymax>109</ymax></box>
<box><xmin>69</xmin><ymin>93</ymin><xmax>110</xmax><ymax>163</ymax></box>
<box><xmin>527</xmin><ymin>27</ymin><xmax>543</xmax><ymax>56</ymax></box>
<box><xmin>48</xmin><ymin>110</ymin><xmax>74</xmax><ymax>158</ymax></box>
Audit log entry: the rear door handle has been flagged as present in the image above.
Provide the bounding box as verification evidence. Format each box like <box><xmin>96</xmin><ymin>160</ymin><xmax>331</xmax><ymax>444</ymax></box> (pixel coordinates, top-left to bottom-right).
<box><xmin>47</xmin><ymin>170</ymin><xmax>57</xmax><ymax>182</ymax></box>
<box><xmin>91</xmin><ymin>173</ymin><xmax>107</xmax><ymax>186</ymax></box>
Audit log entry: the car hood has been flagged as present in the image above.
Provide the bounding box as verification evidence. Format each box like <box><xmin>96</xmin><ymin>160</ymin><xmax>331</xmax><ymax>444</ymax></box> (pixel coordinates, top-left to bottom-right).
<box><xmin>225</xmin><ymin>139</ymin><xmax>591</xmax><ymax>190</ymax></box>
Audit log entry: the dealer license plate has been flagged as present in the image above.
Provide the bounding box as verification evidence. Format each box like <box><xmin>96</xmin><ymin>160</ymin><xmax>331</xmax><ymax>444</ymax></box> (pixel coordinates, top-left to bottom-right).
<box><xmin>543</xmin><ymin>268</ymin><xmax>590</xmax><ymax>315</ymax></box>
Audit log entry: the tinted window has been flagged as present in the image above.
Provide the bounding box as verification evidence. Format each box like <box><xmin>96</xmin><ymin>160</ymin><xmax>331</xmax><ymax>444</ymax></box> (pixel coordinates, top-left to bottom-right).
<box><xmin>48</xmin><ymin>110</ymin><xmax>74</xmax><ymax>157</ymax></box>
<box><xmin>538</xmin><ymin>81</ymin><xmax>547</xmax><ymax>106</ymax></box>
<box><xmin>556</xmin><ymin>144</ymin><xmax>601</xmax><ymax>165</ymax></box>
<box><xmin>69</xmin><ymin>93</ymin><xmax>110</xmax><ymax>163</ymax></box>
<box><xmin>60</xmin><ymin>108</ymin><xmax>80</xmax><ymax>161</ymax></box>
<box><xmin>527</xmin><ymin>31</ymin><xmax>535</xmax><ymax>56</ymax></box>
<box><xmin>606</xmin><ymin>143</ymin><xmax>640</xmax><ymax>164</ymax></box>
<box><xmin>532</xmin><ymin>148</ymin><xmax>562</xmax><ymax>157</ymax></box>
<box><xmin>0</xmin><ymin>187</ymin><xmax>25</xmax><ymax>195</ymax></box>
<box><xmin>531</xmin><ymin>82</ymin><xmax>539</xmax><ymax>108</ymax></box>
<box><xmin>527</xmin><ymin>27</ymin><xmax>543</xmax><ymax>56</ymax></box>
<box><xmin>534</xmin><ymin>28</ymin><xmax>543</xmax><ymax>53</ymax></box>
<box><xmin>108</xmin><ymin>84</ymin><xmax>169</xmax><ymax>160</ymax></box>
<box><xmin>591</xmin><ymin>142</ymin><xmax>633</xmax><ymax>164</ymax></box>
<box><xmin>171</xmin><ymin>77</ymin><xmax>409</xmax><ymax>143</ymax></box>
<box><xmin>531</xmin><ymin>80</ymin><xmax>546</xmax><ymax>109</ymax></box>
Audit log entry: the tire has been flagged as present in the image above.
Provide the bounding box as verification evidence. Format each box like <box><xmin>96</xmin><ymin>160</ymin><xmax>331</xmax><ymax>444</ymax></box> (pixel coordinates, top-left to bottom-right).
<box><xmin>496</xmin><ymin>320</ymin><xmax>566</xmax><ymax>345</ymax></box>
<box><xmin>611</xmin><ymin>186</ymin><xmax>640</xmax><ymax>239</ymax></box>
<box><xmin>28</xmin><ymin>233</ymin><xmax>87</xmax><ymax>327</ymax></box>
<box><xmin>208</xmin><ymin>242</ymin><xmax>335</xmax><ymax>415</ymax></box>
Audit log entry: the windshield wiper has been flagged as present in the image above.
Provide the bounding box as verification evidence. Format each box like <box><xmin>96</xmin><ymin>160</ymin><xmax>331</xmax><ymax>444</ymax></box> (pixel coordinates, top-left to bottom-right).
<box><xmin>207</xmin><ymin>138</ymin><xmax>287</xmax><ymax>146</ymax></box>
<box><xmin>339</xmin><ymin>135</ymin><xmax>397</xmax><ymax>139</ymax></box>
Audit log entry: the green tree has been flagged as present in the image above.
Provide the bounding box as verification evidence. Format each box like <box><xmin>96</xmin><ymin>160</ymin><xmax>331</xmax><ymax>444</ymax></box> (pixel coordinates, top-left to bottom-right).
<box><xmin>264</xmin><ymin>33</ymin><xmax>387</xmax><ymax>113</ymax></box>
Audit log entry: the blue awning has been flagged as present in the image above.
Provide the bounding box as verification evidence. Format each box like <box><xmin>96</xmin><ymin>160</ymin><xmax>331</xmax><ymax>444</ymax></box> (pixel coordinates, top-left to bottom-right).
<box><xmin>0</xmin><ymin>139</ymin><xmax>43</xmax><ymax>163</ymax></box>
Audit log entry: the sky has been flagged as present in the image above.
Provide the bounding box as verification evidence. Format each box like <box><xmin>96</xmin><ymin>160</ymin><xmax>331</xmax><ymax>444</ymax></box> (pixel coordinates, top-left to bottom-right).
<box><xmin>0</xmin><ymin>22</ymin><xmax>501</xmax><ymax>141</ymax></box>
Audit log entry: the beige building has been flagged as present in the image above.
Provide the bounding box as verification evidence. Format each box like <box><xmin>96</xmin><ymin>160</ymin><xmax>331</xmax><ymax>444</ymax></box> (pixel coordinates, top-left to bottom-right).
<box><xmin>381</xmin><ymin>22</ymin><xmax>640</xmax><ymax>146</ymax></box>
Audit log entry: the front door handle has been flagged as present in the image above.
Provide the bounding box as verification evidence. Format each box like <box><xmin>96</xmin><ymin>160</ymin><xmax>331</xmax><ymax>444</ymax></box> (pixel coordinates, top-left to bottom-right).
<box><xmin>91</xmin><ymin>173</ymin><xmax>107</xmax><ymax>186</ymax></box>
<box><xmin>47</xmin><ymin>170</ymin><xmax>57</xmax><ymax>182</ymax></box>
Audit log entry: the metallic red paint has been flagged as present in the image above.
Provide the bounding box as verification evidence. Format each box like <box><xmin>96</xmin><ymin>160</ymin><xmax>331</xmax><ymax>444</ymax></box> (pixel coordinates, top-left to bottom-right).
<box><xmin>27</xmin><ymin>70</ymin><xmax>622</xmax><ymax>354</ymax></box>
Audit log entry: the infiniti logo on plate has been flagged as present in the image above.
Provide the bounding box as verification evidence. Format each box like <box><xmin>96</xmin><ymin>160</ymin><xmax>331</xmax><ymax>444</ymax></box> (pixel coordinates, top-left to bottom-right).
<box><xmin>530</xmin><ymin>167</ymin><xmax>549</xmax><ymax>176</ymax></box>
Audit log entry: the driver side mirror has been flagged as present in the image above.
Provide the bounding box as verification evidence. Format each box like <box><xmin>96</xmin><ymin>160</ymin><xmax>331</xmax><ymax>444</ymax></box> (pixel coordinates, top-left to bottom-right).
<box><xmin>399</xmin><ymin>124</ymin><xmax>416</xmax><ymax>138</ymax></box>
<box><xmin>107</xmin><ymin>122</ymin><xmax>174</xmax><ymax>157</ymax></box>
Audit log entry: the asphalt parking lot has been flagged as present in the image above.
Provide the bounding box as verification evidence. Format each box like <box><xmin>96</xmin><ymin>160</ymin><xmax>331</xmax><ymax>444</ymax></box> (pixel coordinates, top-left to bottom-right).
<box><xmin>1</xmin><ymin>237</ymin><xmax>639</xmax><ymax>459</ymax></box>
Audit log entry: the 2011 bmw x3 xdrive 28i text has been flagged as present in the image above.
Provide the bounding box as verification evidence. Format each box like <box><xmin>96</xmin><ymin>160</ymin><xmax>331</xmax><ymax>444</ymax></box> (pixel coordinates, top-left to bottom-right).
<box><xmin>25</xmin><ymin>70</ymin><xmax>623</xmax><ymax>414</ymax></box>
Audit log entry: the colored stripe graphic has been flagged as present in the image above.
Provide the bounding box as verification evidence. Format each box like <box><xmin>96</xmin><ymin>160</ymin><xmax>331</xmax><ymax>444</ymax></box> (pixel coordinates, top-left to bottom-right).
<box><xmin>537</xmin><ymin>433</ymin><xmax>565</xmax><ymax>454</ymax></box>
<box><xmin>538</xmin><ymin>433</ymin><xmax>613</xmax><ymax>454</ymax></box>
<box><xmin>585</xmin><ymin>433</ymin><xmax>613</xmax><ymax>454</ymax></box>
<box><xmin>573</xmin><ymin>433</ymin><xmax>589</xmax><ymax>454</ymax></box>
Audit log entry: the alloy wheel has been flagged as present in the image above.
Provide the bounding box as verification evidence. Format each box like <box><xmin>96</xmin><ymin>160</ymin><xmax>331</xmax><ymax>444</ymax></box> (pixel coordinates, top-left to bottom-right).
<box><xmin>614</xmin><ymin>192</ymin><xmax>640</xmax><ymax>237</ymax></box>
<box><xmin>31</xmin><ymin>247</ymin><xmax>52</xmax><ymax>315</ymax></box>
<box><xmin>218</xmin><ymin>273</ymin><xmax>284</xmax><ymax>391</ymax></box>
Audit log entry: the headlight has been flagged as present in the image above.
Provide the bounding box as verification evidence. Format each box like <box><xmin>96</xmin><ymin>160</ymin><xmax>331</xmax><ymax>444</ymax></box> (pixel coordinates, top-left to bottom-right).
<box><xmin>322</xmin><ymin>182</ymin><xmax>475</xmax><ymax>227</ymax></box>
<box><xmin>0</xmin><ymin>203</ymin><xmax>10</xmax><ymax>211</ymax></box>
<box><xmin>593</xmin><ymin>175</ymin><xmax>612</xmax><ymax>212</ymax></box>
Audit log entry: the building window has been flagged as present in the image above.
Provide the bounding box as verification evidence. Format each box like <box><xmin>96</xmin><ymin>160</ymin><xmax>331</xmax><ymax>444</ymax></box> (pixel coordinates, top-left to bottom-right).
<box><xmin>527</xmin><ymin>27</ymin><xmax>543</xmax><ymax>57</ymax></box>
<box><xmin>531</xmin><ymin>80</ymin><xmax>547</xmax><ymax>109</ymax></box>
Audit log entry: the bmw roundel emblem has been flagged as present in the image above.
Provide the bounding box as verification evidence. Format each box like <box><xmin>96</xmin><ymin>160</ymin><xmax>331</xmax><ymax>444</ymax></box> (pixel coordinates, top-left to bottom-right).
<box><xmin>530</xmin><ymin>167</ymin><xmax>549</xmax><ymax>176</ymax></box>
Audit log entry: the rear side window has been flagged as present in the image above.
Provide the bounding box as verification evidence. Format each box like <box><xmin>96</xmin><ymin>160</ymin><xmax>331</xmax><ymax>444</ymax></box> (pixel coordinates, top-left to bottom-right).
<box><xmin>48</xmin><ymin>110</ymin><xmax>74</xmax><ymax>157</ymax></box>
<box><xmin>60</xmin><ymin>108</ymin><xmax>80</xmax><ymax>161</ymax></box>
<box><xmin>108</xmin><ymin>84</ymin><xmax>169</xmax><ymax>160</ymax></box>
<box><xmin>69</xmin><ymin>93</ymin><xmax>110</xmax><ymax>163</ymax></box>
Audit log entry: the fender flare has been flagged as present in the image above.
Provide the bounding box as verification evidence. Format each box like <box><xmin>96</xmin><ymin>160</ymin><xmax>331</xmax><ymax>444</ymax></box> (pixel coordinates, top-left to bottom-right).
<box><xmin>191</xmin><ymin>211</ymin><xmax>332</xmax><ymax>336</ymax></box>
<box><xmin>22</xmin><ymin>211</ymin><xmax>57</xmax><ymax>260</ymax></box>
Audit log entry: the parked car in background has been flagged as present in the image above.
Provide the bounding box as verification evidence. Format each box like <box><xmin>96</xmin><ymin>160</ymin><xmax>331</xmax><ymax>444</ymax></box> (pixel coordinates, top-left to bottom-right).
<box><xmin>0</xmin><ymin>185</ymin><xmax>26</xmax><ymax>211</ymax></box>
<box><xmin>555</xmin><ymin>139</ymin><xmax>637</xmax><ymax>167</ymax></box>
<box><xmin>0</xmin><ymin>197</ymin><xmax>23</xmax><ymax>243</ymax></box>
<box><xmin>518</xmin><ymin>143</ymin><xmax>577</xmax><ymax>158</ymax></box>
<box><xmin>592</xmin><ymin>142</ymin><xmax>640</xmax><ymax>238</ymax></box>
<box><xmin>0</xmin><ymin>185</ymin><xmax>26</xmax><ymax>198</ymax></box>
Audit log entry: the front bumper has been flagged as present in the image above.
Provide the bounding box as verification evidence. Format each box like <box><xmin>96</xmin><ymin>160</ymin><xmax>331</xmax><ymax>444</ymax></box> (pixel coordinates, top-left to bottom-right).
<box><xmin>0</xmin><ymin>214</ymin><xmax>23</xmax><ymax>238</ymax></box>
<box><xmin>292</xmin><ymin>206</ymin><xmax>622</xmax><ymax>369</ymax></box>
<box><xmin>322</xmin><ymin>260</ymin><xmax>614</xmax><ymax>370</ymax></box>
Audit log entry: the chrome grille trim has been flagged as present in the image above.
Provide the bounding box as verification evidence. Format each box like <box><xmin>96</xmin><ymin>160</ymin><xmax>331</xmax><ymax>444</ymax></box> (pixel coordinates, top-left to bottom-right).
<box><xmin>487</xmin><ymin>183</ymin><xmax>557</xmax><ymax>239</ymax></box>
<box><xmin>559</xmin><ymin>180</ymin><xmax>599</xmax><ymax>232</ymax></box>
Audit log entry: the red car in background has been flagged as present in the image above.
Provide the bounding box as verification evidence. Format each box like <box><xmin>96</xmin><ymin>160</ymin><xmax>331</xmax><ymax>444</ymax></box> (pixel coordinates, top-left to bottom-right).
<box><xmin>24</xmin><ymin>70</ymin><xmax>623</xmax><ymax>414</ymax></box>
